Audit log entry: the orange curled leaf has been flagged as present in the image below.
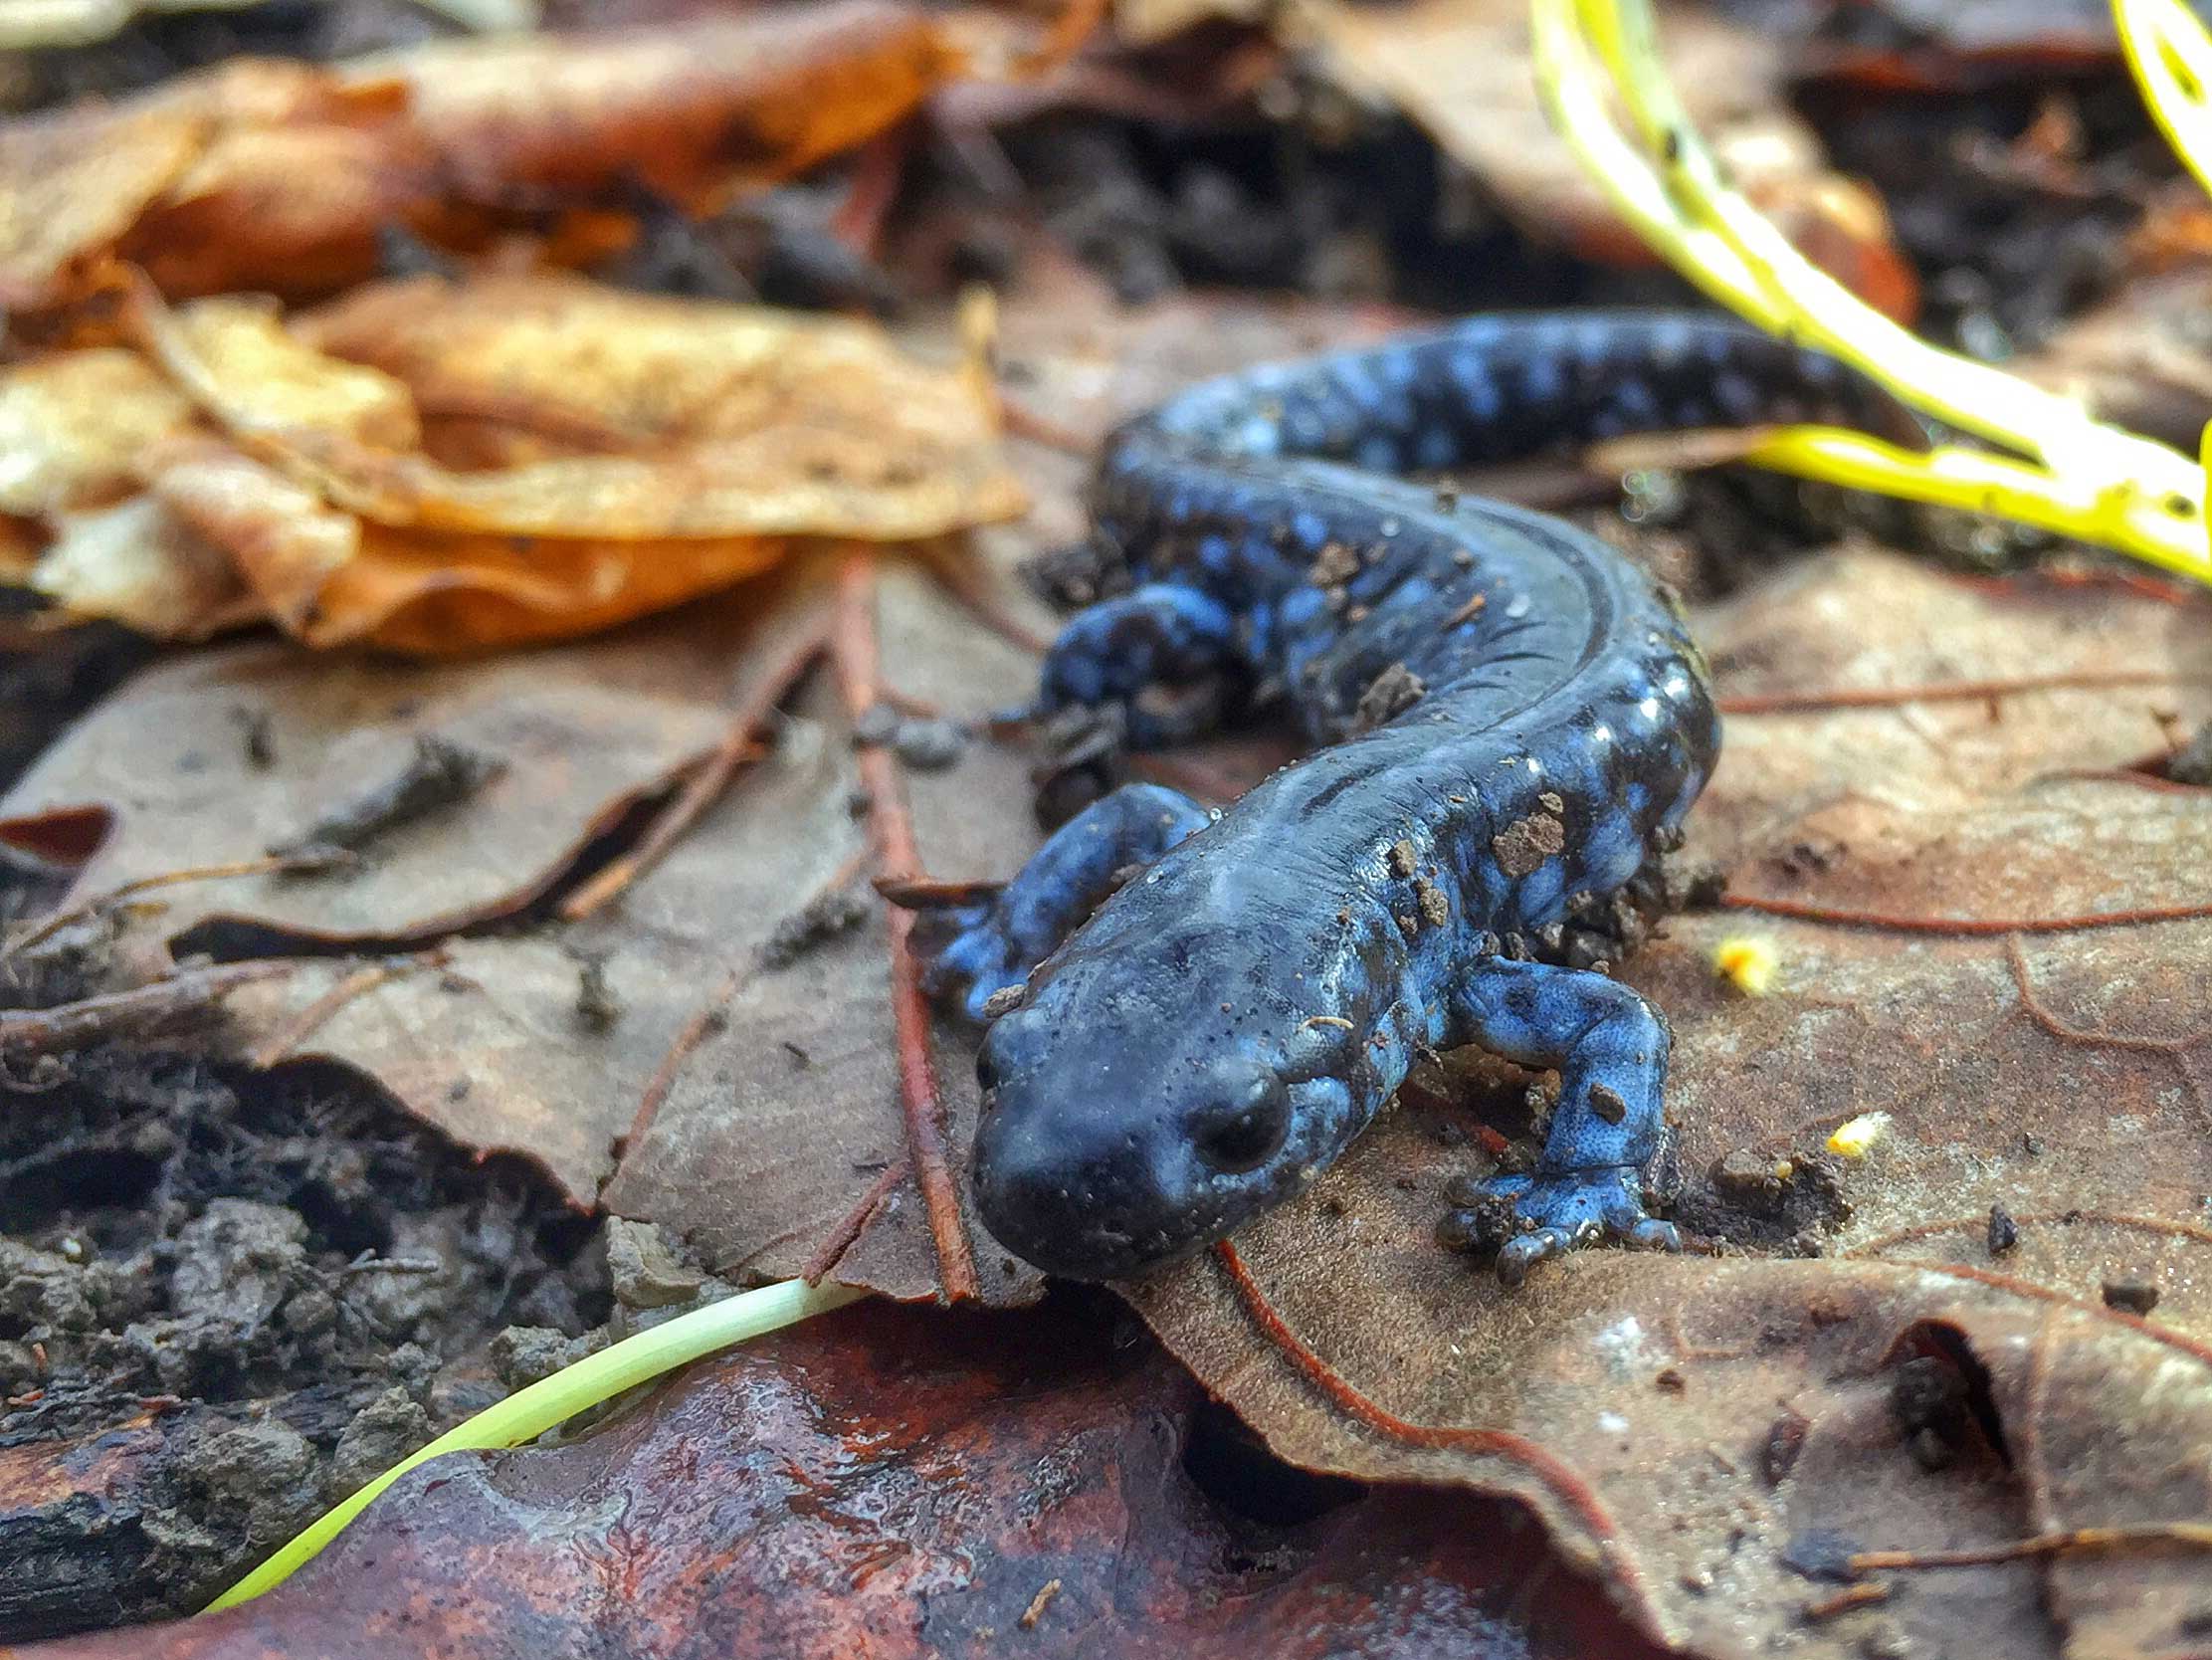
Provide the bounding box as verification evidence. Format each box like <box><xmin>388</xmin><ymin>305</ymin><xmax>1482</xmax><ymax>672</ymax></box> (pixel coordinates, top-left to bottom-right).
<box><xmin>12</xmin><ymin>272</ymin><xmax>1023</xmax><ymax>653</ymax></box>
<box><xmin>0</xmin><ymin>0</ymin><xmax>970</xmax><ymax>311</ymax></box>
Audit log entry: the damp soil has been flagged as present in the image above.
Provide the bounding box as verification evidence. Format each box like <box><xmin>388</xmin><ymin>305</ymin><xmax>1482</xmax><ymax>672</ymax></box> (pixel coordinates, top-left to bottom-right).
<box><xmin>0</xmin><ymin>1046</ymin><xmax>614</xmax><ymax>1640</ymax></box>
<box><xmin>0</xmin><ymin>629</ymin><xmax>624</xmax><ymax>1641</ymax></box>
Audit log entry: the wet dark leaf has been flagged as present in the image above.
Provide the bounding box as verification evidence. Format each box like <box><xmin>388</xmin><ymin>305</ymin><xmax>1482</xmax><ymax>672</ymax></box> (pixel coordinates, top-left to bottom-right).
<box><xmin>19</xmin><ymin>1302</ymin><xmax>1667</xmax><ymax>1660</ymax></box>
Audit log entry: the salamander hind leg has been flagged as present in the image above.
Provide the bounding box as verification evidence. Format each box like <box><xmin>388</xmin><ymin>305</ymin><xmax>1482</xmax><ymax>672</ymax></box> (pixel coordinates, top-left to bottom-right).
<box><xmin>1443</xmin><ymin>956</ymin><xmax>1682</xmax><ymax>1287</ymax></box>
<box><xmin>905</xmin><ymin>782</ymin><xmax>1214</xmax><ymax>1022</ymax></box>
<box><xmin>1038</xmin><ymin>582</ymin><xmax>1241</xmax><ymax>748</ymax></box>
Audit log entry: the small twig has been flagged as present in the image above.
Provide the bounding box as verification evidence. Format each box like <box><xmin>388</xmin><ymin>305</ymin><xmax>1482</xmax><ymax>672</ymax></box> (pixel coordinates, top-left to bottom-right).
<box><xmin>2005</xmin><ymin>933</ymin><xmax>2210</xmax><ymax>1123</ymax></box>
<box><xmin>834</xmin><ymin>551</ymin><xmax>980</xmax><ymax>1303</ymax></box>
<box><xmin>7</xmin><ymin>854</ymin><xmax>349</xmax><ymax>957</ymax></box>
<box><xmin>914</xmin><ymin>540</ymin><xmax>1056</xmax><ymax>657</ymax></box>
<box><xmin>1717</xmin><ymin>670</ymin><xmax>2210</xmax><ymax>716</ymax></box>
<box><xmin>559</xmin><ymin>627</ymin><xmax>829</xmax><ymax>922</ymax></box>
<box><xmin>801</xmin><ymin>1157</ymin><xmax>911</xmax><ymax>1285</ymax></box>
<box><xmin>622</xmin><ymin>962</ymin><xmax>745</xmax><ymax>1161</ymax></box>
<box><xmin>1850</xmin><ymin>1523</ymin><xmax>2212</xmax><ymax>1572</ymax></box>
<box><xmin>0</xmin><ymin>959</ymin><xmax>299</xmax><ymax>1052</ymax></box>
<box><xmin>1719</xmin><ymin>894</ymin><xmax>2212</xmax><ymax>934</ymax></box>
<box><xmin>1802</xmin><ymin>1582</ymin><xmax>1891</xmax><ymax>1619</ymax></box>
<box><xmin>246</xmin><ymin>953</ymin><xmax>443</xmax><ymax>1069</ymax></box>
<box><xmin>999</xmin><ymin>396</ymin><xmax>1096</xmax><ymax>456</ymax></box>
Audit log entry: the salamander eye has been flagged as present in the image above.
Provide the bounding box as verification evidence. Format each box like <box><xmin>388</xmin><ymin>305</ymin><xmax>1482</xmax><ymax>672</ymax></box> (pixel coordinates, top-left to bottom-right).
<box><xmin>1188</xmin><ymin>1064</ymin><xmax>1292</xmax><ymax>1174</ymax></box>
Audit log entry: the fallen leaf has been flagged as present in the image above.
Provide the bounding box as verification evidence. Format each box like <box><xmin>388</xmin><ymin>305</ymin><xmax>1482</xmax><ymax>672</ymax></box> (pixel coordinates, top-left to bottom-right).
<box><xmin>28</xmin><ymin>497</ymin><xmax>252</xmax><ymax>639</ymax></box>
<box><xmin>5</xmin><ymin>273</ymin><xmax>1025</xmax><ymax>651</ymax></box>
<box><xmin>1117</xmin><ymin>550</ymin><xmax>2212</xmax><ymax>1658</ymax></box>
<box><xmin>0</xmin><ymin>0</ymin><xmax>969</xmax><ymax>311</ymax></box>
<box><xmin>18</xmin><ymin>1301</ymin><xmax>1669</xmax><ymax>1660</ymax></box>
<box><xmin>2020</xmin><ymin>267</ymin><xmax>2212</xmax><ymax>453</ymax></box>
<box><xmin>1294</xmin><ymin>0</ymin><xmax>1919</xmax><ymax>317</ymax></box>
<box><xmin>0</xmin><ymin>349</ymin><xmax>194</xmax><ymax>518</ymax></box>
<box><xmin>265</xmin><ymin>274</ymin><xmax>1028</xmax><ymax>542</ymax></box>
<box><xmin>0</xmin><ymin>542</ymin><xmax>1051</xmax><ymax>1300</ymax></box>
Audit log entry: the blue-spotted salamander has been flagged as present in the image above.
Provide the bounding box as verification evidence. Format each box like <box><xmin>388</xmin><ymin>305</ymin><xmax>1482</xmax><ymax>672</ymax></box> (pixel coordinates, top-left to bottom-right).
<box><xmin>913</xmin><ymin>311</ymin><xmax>1915</xmax><ymax>1285</ymax></box>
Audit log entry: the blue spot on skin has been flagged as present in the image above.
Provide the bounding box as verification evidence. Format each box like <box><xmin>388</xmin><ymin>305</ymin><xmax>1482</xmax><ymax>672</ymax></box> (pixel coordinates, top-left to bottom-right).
<box><xmin>1714</xmin><ymin>371</ymin><xmax>1758</xmax><ymax>420</ymax></box>
<box><xmin>1292</xmin><ymin>510</ymin><xmax>1327</xmax><ymax>548</ymax></box>
<box><xmin>1238</xmin><ymin>415</ymin><xmax>1282</xmax><ymax>456</ymax></box>
<box><xmin>1416</xmin><ymin>426</ymin><xmax>1458</xmax><ymax>471</ymax></box>
<box><xmin>1356</xmin><ymin>434</ymin><xmax>1399</xmax><ymax>473</ymax></box>
<box><xmin>1610</xmin><ymin>379</ymin><xmax>1659</xmax><ymax>427</ymax></box>
<box><xmin>1334</xmin><ymin>358</ymin><xmax>1381</xmax><ymax>410</ymax></box>
<box><xmin>1521</xmin><ymin>355</ymin><xmax>1566</xmax><ymax>404</ymax></box>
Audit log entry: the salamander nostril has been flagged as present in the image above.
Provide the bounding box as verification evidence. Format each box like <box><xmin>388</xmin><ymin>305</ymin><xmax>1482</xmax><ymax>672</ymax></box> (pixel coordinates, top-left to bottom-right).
<box><xmin>1190</xmin><ymin>1067</ymin><xmax>1291</xmax><ymax>1173</ymax></box>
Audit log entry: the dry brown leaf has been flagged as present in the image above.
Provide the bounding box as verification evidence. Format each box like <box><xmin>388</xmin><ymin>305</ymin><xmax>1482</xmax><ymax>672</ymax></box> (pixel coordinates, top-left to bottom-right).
<box><xmin>146</xmin><ymin>441</ymin><xmax>798</xmax><ymax>651</ymax></box>
<box><xmin>0</xmin><ymin>348</ymin><xmax>195</xmax><ymax>518</ymax></box>
<box><xmin>3</xmin><ymin>273</ymin><xmax>1022</xmax><ymax>651</ymax></box>
<box><xmin>158</xmin><ymin>296</ymin><xmax>422</xmax><ymax>452</ymax></box>
<box><xmin>0</xmin><ymin>0</ymin><xmax>968</xmax><ymax>311</ymax></box>
<box><xmin>1296</xmin><ymin>0</ymin><xmax>1919</xmax><ymax>316</ymax></box>
<box><xmin>0</xmin><ymin>543</ymin><xmax>1050</xmax><ymax>1304</ymax></box>
<box><xmin>262</xmin><ymin>274</ymin><xmax>1029</xmax><ymax>541</ymax></box>
<box><xmin>28</xmin><ymin>497</ymin><xmax>252</xmax><ymax>639</ymax></box>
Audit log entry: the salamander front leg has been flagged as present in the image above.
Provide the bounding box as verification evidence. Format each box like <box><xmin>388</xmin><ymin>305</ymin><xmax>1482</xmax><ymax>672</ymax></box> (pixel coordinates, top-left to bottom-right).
<box><xmin>901</xmin><ymin>782</ymin><xmax>1214</xmax><ymax>1021</ymax></box>
<box><xmin>1443</xmin><ymin>957</ymin><xmax>1681</xmax><ymax>1286</ymax></box>
<box><xmin>1039</xmin><ymin>583</ymin><xmax>1240</xmax><ymax>748</ymax></box>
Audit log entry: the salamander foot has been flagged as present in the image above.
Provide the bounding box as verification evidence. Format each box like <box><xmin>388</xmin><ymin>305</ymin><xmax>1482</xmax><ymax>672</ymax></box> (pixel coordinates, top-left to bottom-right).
<box><xmin>1460</xmin><ymin>1166</ymin><xmax>1679</xmax><ymax>1288</ymax></box>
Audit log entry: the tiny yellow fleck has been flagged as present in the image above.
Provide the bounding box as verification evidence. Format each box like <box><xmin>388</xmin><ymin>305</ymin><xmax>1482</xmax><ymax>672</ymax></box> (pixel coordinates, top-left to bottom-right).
<box><xmin>1827</xmin><ymin>1112</ymin><xmax>1893</xmax><ymax>1159</ymax></box>
<box><xmin>1711</xmin><ymin>935</ymin><xmax>1777</xmax><ymax>996</ymax></box>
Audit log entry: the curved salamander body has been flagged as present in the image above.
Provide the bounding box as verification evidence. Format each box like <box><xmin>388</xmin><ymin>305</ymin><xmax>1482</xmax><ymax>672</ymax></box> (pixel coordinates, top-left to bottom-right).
<box><xmin>921</xmin><ymin>312</ymin><xmax>1911</xmax><ymax>1285</ymax></box>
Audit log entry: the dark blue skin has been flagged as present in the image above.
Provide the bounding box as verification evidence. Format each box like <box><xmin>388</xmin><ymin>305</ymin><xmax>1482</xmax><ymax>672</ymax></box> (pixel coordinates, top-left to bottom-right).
<box><xmin>920</xmin><ymin>311</ymin><xmax>1915</xmax><ymax>1286</ymax></box>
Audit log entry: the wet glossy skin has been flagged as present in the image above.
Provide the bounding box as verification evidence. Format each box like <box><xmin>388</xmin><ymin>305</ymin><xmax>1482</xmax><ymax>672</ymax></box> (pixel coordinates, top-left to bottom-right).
<box><xmin>921</xmin><ymin>312</ymin><xmax>1912</xmax><ymax>1285</ymax></box>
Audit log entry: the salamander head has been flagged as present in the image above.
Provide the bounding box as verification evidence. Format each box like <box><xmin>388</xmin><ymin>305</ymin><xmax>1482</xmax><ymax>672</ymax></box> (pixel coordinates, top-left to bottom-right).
<box><xmin>968</xmin><ymin>920</ymin><xmax>1379</xmax><ymax>1280</ymax></box>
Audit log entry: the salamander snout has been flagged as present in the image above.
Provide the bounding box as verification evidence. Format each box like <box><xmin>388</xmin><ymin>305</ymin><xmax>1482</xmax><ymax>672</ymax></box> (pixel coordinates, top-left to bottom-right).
<box><xmin>1184</xmin><ymin>1061</ymin><xmax>1291</xmax><ymax>1173</ymax></box>
<box><xmin>970</xmin><ymin>1012</ymin><xmax>1310</xmax><ymax>1281</ymax></box>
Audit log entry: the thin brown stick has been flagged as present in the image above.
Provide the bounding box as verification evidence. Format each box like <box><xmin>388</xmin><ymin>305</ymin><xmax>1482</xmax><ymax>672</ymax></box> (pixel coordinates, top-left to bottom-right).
<box><xmin>1851</xmin><ymin>1523</ymin><xmax>2212</xmax><ymax>1572</ymax></box>
<box><xmin>246</xmin><ymin>952</ymin><xmax>442</xmax><ymax>1068</ymax></box>
<box><xmin>802</xmin><ymin>1158</ymin><xmax>911</xmax><ymax>1285</ymax></box>
<box><xmin>1719</xmin><ymin>893</ymin><xmax>2212</xmax><ymax>934</ymax></box>
<box><xmin>559</xmin><ymin>626</ymin><xmax>829</xmax><ymax>922</ymax></box>
<box><xmin>0</xmin><ymin>960</ymin><xmax>299</xmax><ymax>1052</ymax></box>
<box><xmin>1717</xmin><ymin>670</ymin><xmax>2211</xmax><ymax>716</ymax></box>
<box><xmin>834</xmin><ymin>551</ymin><xmax>980</xmax><ymax>1302</ymax></box>
<box><xmin>7</xmin><ymin>855</ymin><xmax>335</xmax><ymax>956</ymax></box>
<box><xmin>915</xmin><ymin>540</ymin><xmax>1055</xmax><ymax>657</ymax></box>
